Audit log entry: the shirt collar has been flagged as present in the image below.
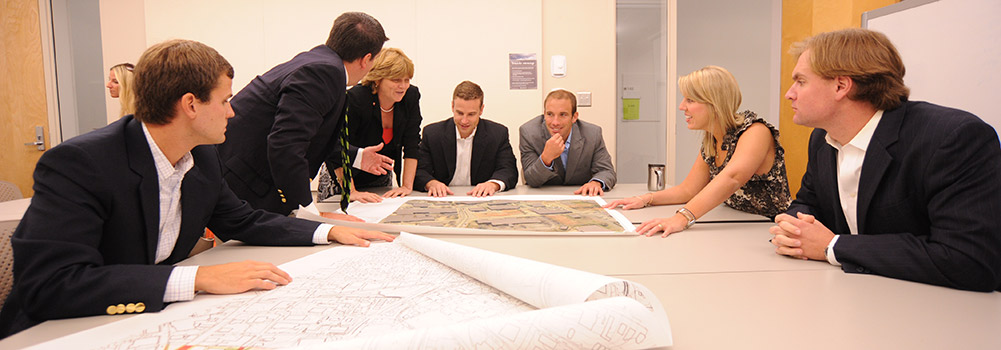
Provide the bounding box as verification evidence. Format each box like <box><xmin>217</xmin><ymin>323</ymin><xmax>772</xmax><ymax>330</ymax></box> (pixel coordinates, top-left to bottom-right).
<box><xmin>141</xmin><ymin>122</ymin><xmax>194</xmax><ymax>178</ymax></box>
<box><xmin>455</xmin><ymin>124</ymin><xmax>477</xmax><ymax>141</ymax></box>
<box><xmin>825</xmin><ymin>110</ymin><xmax>884</xmax><ymax>151</ymax></box>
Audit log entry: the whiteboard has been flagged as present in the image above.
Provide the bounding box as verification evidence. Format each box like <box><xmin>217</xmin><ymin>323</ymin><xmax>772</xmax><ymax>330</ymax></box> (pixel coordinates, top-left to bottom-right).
<box><xmin>864</xmin><ymin>0</ymin><xmax>1001</xmax><ymax>136</ymax></box>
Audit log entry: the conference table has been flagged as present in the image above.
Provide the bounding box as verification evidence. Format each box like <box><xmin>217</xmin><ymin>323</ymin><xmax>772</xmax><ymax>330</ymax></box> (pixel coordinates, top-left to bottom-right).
<box><xmin>1</xmin><ymin>185</ymin><xmax>999</xmax><ymax>349</ymax></box>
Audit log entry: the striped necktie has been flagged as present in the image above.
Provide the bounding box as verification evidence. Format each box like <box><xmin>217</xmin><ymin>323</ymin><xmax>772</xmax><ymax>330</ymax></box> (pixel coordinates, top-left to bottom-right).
<box><xmin>339</xmin><ymin>101</ymin><xmax>353</xmax><ymax>213</ymax></box>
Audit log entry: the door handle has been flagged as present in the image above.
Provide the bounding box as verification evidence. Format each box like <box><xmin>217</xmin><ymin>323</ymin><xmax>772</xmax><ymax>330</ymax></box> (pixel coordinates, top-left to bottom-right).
<box><xmin>23</xmin><ymin>126</ymin><xmax>45</xmax><ymax>151</ymax></box>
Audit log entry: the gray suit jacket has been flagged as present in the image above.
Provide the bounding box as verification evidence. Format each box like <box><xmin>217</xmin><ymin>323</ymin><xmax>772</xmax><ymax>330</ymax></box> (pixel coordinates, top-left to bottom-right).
<box><xmin>518</xmin><ymin>115</ymin><xmax>616</xmax><ymax>189</ymax></box>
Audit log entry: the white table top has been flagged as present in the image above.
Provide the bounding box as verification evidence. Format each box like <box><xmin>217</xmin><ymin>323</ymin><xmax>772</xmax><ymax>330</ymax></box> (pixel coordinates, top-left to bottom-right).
<box><xmin>627</xmin><ymin>270</ymin><xmax>1001</xmax><ymax>349</ymax></box>
<box><xmin>3</xmin><ymin>186</ymin><xmax>999</xmax><ymax>349</ymax></box>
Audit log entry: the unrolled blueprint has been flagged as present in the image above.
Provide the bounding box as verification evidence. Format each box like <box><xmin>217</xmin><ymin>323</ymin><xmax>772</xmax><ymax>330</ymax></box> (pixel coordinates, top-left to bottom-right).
<box><xmin>33</xmin><ymin>233</ymin><xmax>670</xmax><ymax>349</ymax></box>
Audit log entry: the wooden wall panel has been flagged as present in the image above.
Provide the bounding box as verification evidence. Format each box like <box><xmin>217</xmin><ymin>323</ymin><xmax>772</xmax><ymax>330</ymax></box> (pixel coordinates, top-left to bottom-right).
<box><xmin>778</xmin><ymin>0</ymin><xmax>897</xmax><ymax>197</ymax></box>
<box><xmin>1</xmin><ymin>0</ymin><xmax>50</xmax><ymax>197</ymax></box>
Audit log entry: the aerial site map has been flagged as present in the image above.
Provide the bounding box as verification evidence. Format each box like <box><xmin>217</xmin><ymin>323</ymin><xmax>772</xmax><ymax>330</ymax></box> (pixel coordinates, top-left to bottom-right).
<box><xmin>380</xmin><ymin>199</ymin><xmax>626</xmax><ymax>232</ymax></box>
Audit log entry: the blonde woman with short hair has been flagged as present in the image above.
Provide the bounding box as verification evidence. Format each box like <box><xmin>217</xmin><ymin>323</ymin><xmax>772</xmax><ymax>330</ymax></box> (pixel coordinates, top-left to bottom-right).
<box><xmin>320</xmin><ymin>48</ymin><xmax>423</xmax><ymax>203</ymax></box>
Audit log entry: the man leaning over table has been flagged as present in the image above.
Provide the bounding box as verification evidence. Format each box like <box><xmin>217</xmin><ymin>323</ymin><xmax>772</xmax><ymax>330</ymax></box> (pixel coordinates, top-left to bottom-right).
<box><xmin>0</xmin><ymin>39</ymin><xmax>394</xmax><ymax>338</ymax></box>
<box><xmin>769</xmin><ymin>28</ymin><xmax>1001</xmax><ymax>292</ymax></box>
<box><xmin>415</xmin><ymin>81</ymin><xmax>518</xmax><ymax>197</ymax></box>
<box><xmin>519</xmin><ymin>89</ymin><xmax>616</xmax><ymax>196</ymax></box>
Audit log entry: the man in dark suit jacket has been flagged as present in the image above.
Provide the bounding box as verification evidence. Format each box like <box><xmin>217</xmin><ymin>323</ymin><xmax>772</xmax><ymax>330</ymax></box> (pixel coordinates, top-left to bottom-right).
<box><xmin>770</xmin><ymin>28</ymin><xmax>1001</xmax><ymax>292</ymax></box>
<box><xmin>519</xmin><ymin>89</ymin><xmax>616</xmax><ymax>196</ymax></box>
<box><xmin>415</xmin><ymin>81</ymin><xmax>518</xmax><ymax>197</ymax></box>
<box><xmin>216</xmin><ymin>12</ymin><xmax>393</xmax><ymax>216</ymax></box>
<box><xmin>0</xmin><ymin>39</ymin><xmax>393</xmax><ymax>337</ymax></box>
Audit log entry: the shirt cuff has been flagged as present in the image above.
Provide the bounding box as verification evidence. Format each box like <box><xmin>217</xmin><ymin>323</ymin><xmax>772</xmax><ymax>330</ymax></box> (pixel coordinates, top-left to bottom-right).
<box><xmin>825</xmin><ymin>235</ymin><xmax>842</xmax><ymax>266</ymax></box>
<box><xmin>488</xmin><ymin>179</ymin><xmax>506</xmax><ymax>192</ymax></box>
<box><xmin>313</xmin><ymin>223</ymin><xmax>334</xmax><ymax>244</ymax></box>
<box><xmin>590</xmin><ymin>178</ymin><xmax>608</xmax><ymax>191</ymax></box>
<box><xmin>352</xmin><ymin>148</ymin><xmax>364</xmax><ymax>169</ymax></box>
<box><xmin>540</xmin><ymin>156</ymin><xmax>555</xmax><ymax>171</ymax></box>
<box><xmin>164</xmin><ymin>266</ymin><xmax>199</xmax><ymax>303</ymax></box>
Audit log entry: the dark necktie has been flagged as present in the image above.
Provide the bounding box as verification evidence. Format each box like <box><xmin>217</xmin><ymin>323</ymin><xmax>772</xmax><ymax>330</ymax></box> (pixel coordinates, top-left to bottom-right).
<box><xmin>339</xmin><ymin>101</ymin><xmax>353</xmax><ymax>213</ymax></box>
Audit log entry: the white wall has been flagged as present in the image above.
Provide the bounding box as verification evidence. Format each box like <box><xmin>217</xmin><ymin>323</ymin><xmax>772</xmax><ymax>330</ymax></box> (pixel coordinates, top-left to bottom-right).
<box><xmin>99</xmin><ymin>0</ymin><xmax>146</xmax><ymax>123</ymax></box>
<box><xmin>866</xmin><ymin>0</ymin><xmax>1001</xmax><ymax>138</ymax></box>
<box><xmin>97</xmin><ymin>0</ymin><xmax>618</xmax><ymax>183</ymax></box>
<box><xmin>673</xmin><ymin>0</ymin><xmax>780</xmax><ymax>183</ymax></box>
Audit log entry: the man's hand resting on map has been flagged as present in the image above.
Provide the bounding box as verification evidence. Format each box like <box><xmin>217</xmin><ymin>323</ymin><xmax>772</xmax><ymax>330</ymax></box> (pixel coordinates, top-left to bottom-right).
<box><xmin>574</xmin><ymin>180</ymin><xmax>604</xmax><ymax>196</ymax></box>
<box><xmin>425</xmin><ymin>180</ymin><xmax>454</xmax><ymax>197</ymax></box>
<box><xmin>467</xmin><ymin>182</ymin><xmax>501</xmax><ymax>197</ymax></box>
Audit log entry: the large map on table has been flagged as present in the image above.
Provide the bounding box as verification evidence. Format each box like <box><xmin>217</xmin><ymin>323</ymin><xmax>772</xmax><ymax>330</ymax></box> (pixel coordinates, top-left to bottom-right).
<box><xmin>380</xmin><ymin>199</ymin><xmax>625</xmax><ymax>232</ymax></box>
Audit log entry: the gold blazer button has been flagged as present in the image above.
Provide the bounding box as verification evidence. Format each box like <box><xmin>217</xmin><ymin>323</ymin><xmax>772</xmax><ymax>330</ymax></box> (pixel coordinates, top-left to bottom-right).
<box><xmin>126</xmin><ymin>303</ymin><xmax>136</xmax><ymax>313</ymax></box>
<box><xmin>116</xmin><ymin>304</ymin><xmax>126</xmax><ymax>314</ymax></box>
<box><xmin>106</xmin><ymin>305</ymin><xmax>117</xmax><ymax>315</ymax></box>
<box><xmin>135</xmin><ymin>302</ymin><xmax>146</xmax><ymax>313</ymax></box>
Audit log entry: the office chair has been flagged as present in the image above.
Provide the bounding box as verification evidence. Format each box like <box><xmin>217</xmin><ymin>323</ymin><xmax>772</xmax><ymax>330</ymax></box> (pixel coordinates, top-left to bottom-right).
<box><xmin>0</xmin><ymin>220</ymin><xmax>17</xmax><ymax>310</ymax></box>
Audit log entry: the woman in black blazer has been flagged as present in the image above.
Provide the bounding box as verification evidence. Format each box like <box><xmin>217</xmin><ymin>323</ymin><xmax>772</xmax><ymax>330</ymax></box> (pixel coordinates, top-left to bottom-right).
<box><xmin>321</xmin><ymin>48</ymin><xmax>422</xmax><ymax>203</ymax></box>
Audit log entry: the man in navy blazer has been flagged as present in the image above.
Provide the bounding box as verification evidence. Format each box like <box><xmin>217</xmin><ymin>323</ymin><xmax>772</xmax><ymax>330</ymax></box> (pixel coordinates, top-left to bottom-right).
<box><xmin>415</xmin><ymin>81</ymin><xmax>518</xmax><ymax>197</ymax></box>
<box><xmin>217</xmin><ymin>12</ymin><xmax>393</xmax><ymax>216</ymax></box>
<box><xmin>0</xmin><ymin>40</ymin><xmax>393</xmax><ymax>337</ymax></box>
<box><xmin>770</xmin><ymin>28</ymin><xmax>1001</xmax><ymax>292</ymax></box>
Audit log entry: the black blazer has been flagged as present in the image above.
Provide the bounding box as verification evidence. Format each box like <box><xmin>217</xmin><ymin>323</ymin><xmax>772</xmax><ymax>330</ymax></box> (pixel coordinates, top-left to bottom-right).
<box><xmin>217</xmin><ymin>45</ymin><xmax>348</xmax><ymax>215</ymax></box>
<box><xmin>788</xmin><ymin>101</ymin><xmax>1001</xmax><ymax>292</ymax></box>
<box><xmin>414</xmin><ymin>118</ymin><xmax>518</xmax><ymax>191</ymax></box>
<box><xmin>334</xmin><ymin>84</ymin><xmax>422</xmax><ymax>187</ymax></box>
<box><xmin>0</xmin><ymin>116</ymin><xmax>318</xmax><ymax>337</ymax></box>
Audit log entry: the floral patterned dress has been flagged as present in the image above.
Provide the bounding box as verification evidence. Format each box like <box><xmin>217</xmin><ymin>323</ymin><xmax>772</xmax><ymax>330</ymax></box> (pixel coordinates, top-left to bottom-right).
<box><xmin>702</xmin><ymin>111</ymin><xmax>791</xmax><ymax>218</ymax></box>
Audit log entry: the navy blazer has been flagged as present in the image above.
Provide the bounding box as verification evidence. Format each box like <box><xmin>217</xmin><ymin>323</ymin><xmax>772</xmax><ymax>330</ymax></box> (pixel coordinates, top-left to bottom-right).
<box><xmin>414</xmin><ymin>118</ymin><xmax>518</xmax><ymax>191</ymax></box>
<box><xmin>332</xmin><ymin>84</ymin><xmax>422</xmax><ymax>188</ymax></box>
<box><xmin>788</xmin><ymin>101</ymin><xmax>1001</xmax><ymax>292</ymax></box>
<box><xmin>218</xmin><ymin>45</ymin><xmax>348</xmax><ymax>215</ymax></box>
<box><xmin>0</xmin><ymin>116</ymin><xmax>318</xmax><ymax>337</ymax></box>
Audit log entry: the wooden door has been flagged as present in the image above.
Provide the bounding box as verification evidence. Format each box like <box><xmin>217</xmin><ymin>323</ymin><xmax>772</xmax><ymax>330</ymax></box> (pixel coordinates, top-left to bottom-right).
<box><xmin>1</xmin><ymin>0</ymin><xmax>50</xmax><ymax>197</ymax></box>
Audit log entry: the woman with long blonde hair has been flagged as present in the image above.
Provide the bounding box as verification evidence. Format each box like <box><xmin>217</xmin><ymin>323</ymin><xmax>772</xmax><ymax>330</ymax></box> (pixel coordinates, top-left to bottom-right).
<box><xmin>606</xmin><ymin>65</ymin><xmax>791</xmax><ymax>236</ymax></box>
<box><xmin>106</xmin><ymin>62</ymin><xmax>135</xmax><ymax>117</ymax></box>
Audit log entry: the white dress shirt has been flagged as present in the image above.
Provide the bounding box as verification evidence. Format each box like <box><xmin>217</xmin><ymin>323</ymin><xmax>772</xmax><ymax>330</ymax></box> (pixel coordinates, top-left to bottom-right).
<box><xmin>142</xmin><ymin>124</ymin><xmax>199</xmax><ymax>302</ymax></box>
<box><xmin>451</xmin><ymin>125</ymin><xmax>505</xmax><ymax>190</ymax></box>
<box><xmin>144</xmin><ymin>124</ymin><xmax>332</xmax><ymax>303</ymax></box>
<box><xmin>823</xmin><ymin>110</ymin><xmax>883</xmax><ymax>266</ymax></box>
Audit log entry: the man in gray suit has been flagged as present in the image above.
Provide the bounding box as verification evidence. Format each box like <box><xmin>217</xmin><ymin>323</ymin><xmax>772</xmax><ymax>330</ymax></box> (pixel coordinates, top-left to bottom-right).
<box><xmin>519</xmin><ymin>89</ymin><xmax>616</xmax><ymax>196</ymax></box>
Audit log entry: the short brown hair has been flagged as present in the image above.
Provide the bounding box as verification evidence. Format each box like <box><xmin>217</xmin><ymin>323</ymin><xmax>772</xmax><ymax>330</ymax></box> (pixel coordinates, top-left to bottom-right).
<box><xmin>325</xmin><ymin>12</ymin><xmax>388</xmax><ymax>62</ymax></box>
<box><xmin>545</xmin><ymin>89</ymin><xmax>577</xmax><ymax>115</ymax></box>
<box><xmin>790</xmin><ymin>28</ymin><xmax>909</xmax><ymax>110</ymax></box>
<box><xmin>359</xmin><ymin>48</ymin><xmax>414</xmax><ymax>92</ymax></box>
<box><xmin>133</xmin><ymin>39</ymin><xmax>233</xmax><ymax>125</ymax></box>
<box><xmin>452</xmin><ymin>81</ymin><xmax>483</xmax><ymax>106</ymax></box>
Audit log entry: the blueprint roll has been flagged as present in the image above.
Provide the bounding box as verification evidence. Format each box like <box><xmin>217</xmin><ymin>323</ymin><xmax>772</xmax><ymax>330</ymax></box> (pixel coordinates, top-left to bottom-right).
<box><xmin>298</xmin><ymin>232</ymin><xmax>673</xmax><ymax>349</ymax></box>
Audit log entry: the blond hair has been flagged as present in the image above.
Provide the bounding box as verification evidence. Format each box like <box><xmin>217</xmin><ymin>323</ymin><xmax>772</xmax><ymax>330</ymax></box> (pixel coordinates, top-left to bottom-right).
<box><xmin>790</xmin><ymin>28</ymin><xmax>909</xmax><ymax>110</ymax></box>
<box><xmin>110</xmin><ymin>63</ymin><xmax>135</xmax><ymax>117</ymax></box>
<box><xmin>359</xmin><ymin>48</ymin><xmax>414</xmax><ymax>93</ymax></box>
<box><xmin>679</xmin><ymin>65</ymin><xmax>743</xmax><ymax>157</ymax></box>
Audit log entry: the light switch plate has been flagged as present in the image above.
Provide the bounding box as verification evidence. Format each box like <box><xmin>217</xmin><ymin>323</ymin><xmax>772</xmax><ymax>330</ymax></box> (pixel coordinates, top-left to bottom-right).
<box><xmin>577</xmin><ymin>91</ymin><xmax>592</xmax><ymax>107</ymax></box>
